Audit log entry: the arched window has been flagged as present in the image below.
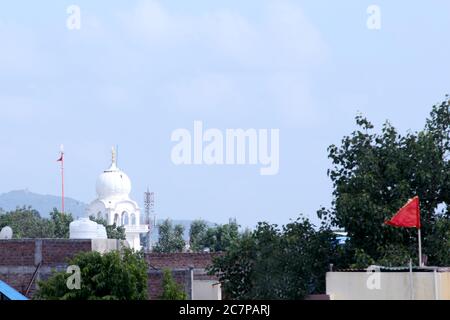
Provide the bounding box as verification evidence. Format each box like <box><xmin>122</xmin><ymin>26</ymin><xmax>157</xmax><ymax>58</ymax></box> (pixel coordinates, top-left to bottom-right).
<box><xmin>130</xmin><ymin>213</ymin><xmax>136</xmax><ymax>225</ymax></box>
<box><xmin>97</xmin><ymin>211</ymin><xmax>103</xmax><ymax>220</ymax></box>
<box><xmin>122</xmin><ymin>211</ymin><xmax>129</xmax><ymax>225</ymax></box>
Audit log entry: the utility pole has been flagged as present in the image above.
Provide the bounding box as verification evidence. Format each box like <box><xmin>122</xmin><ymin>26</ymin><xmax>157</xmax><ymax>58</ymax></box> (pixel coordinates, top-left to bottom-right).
<box><xmin>144</xmin><ymin>188</ymin><xmax>155</xmax><ymax>251</ymax></box>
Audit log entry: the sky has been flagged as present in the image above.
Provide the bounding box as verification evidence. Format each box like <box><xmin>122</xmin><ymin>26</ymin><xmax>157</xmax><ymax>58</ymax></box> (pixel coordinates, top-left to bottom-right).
<box><xmin>0</xmin><ymin>1</ymin><xmax>449</xmax><ymax>228</ymax></box>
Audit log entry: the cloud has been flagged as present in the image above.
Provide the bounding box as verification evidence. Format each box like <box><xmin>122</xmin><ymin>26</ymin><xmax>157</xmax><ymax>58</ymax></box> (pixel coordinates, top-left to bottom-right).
<box><xmin>264</xmin><ymin>1</ymin><xmax>328</xmax><ymax>68</ymax></box>
<box><xmin>0</xmin><ymin>1</ymin><xmax>329</xmax><ymax>126</ymax></box>
<box><xmin>120</xmin><ymin>0</ymin><xmax>328</xmax><ymax>70</ymax></box>
<box><xmin>115</xmin><ymin>0</ymin><xmax>328</xmax><ymax>125</ymax></box>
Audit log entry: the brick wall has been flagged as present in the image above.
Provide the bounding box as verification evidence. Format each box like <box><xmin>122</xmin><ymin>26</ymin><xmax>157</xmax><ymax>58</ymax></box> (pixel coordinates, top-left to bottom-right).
<box><xmin>41</xmin><ymin>239</ymin><xmax>92</xmax><ymax>266</ymax></box>
<box><xmin>148</xmin><ymin>269</ymin><xmax>192</xmax><ymax>300</ymax></box>
<box><xmin>0</xmin><ymin>239</ymin><xmax>92</xmax><ymax>298</ymax></box>
<box><xmin>145</xmin><ymin>252</ymin><xmax>220</xmax><ymax>269</ymax></box>
<box><xmin>0</xmin><ymin>240</ymin><xmax>35</xmax><ymax>266</ymax></box>
<box><xmin>0</xmin><ymin>239</ymin><xmax>92</xmax><ymax>267</ymax></box>
<box><xmin>0</xmin><ymin>240</ymin><xmax>220</xmax><ymax>300</ymax></box>
<box><xmin>145</xmin><ymin>252</ymin><xmax>220</xmax><ymax>300</ymax></box>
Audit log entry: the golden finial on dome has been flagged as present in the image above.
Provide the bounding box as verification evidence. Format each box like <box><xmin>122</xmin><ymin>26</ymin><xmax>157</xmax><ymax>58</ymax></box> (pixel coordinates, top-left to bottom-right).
<box><xmin>111</xmin><ymin>146</ymin><xmax>117</xmax><ymax>165</ymax></box>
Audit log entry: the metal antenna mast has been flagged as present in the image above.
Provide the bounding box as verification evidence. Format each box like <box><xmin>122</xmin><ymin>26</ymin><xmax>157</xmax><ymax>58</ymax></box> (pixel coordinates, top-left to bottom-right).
<box><xmin>144</xmin><ymin>188</ymin><xmax>155</xmax><ymax>251</ymax></box>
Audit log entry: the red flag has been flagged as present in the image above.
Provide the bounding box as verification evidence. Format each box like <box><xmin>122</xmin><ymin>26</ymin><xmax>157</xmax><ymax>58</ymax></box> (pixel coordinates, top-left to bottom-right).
<box><xmin>385</xmin><ymin>196</ymin><xmax>421</xmax><ymax>229</ymax></box>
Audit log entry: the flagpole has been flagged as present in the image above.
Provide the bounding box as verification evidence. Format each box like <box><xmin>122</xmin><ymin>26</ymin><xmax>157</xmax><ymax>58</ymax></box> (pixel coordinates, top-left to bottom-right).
<box><xmin>417</xmin><ymin>197</ymin><xmax>422</xmax><ymax>267</ymax></box>
<box><xmin>60</xmin><ymin>145</ymin><xmax>65</xmax><ymax>214</ymax></box>
<box><xmin>418</xmin><ymin>228</ymin><xmax>422</xmax><ymax>267</ymax></box>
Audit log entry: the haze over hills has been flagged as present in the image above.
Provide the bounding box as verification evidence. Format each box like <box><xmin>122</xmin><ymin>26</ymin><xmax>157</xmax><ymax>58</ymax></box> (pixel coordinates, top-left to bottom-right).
<box><xmin>0</xmin><ymin>190</ymin><xmax>215</xmax><ymax>240</ymax></box>
<box><xmin>0</xmin><ymin>190</ymin><xmax>86</xmax><ymax>218</ymax></box>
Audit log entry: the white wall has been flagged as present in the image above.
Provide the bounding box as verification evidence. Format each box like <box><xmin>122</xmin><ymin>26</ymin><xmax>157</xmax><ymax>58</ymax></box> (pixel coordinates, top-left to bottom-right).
<box><xmin>192</xmin><ymin>280</ymin><xmax>222</xmax><ymax>300</ymax></box>
<box><xmin>91</xmin><ymin>239</ymin><xmax>129</xmax><ymax>254</ymax></box>
<box><xmin>326</xmin><ymin>272</ymin><xmax>450</xmax><ymax>300</ymax></box>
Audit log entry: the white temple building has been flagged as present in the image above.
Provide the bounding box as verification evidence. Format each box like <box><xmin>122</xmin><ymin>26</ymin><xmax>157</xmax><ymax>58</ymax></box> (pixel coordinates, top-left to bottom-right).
<box><xmin>70</xmin><ymin>147</ymin><xmax>148</xmax><ymax>251</ymax></box>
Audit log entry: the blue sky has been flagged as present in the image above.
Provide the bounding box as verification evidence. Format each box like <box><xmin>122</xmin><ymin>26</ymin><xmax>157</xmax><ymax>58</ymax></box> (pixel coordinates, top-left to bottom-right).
<box><xmin>0</xmin><ymin>1</ymin><xmax>449</xmax><ymax>228</ymax></box>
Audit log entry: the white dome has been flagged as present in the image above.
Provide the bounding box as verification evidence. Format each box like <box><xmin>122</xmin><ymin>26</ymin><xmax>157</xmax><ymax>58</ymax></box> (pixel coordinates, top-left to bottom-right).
<box><xmin>70</xmin><ymin>218</ymin><xmax>99</xmax><ymax>239</ymax></box>
<box><xmin>96</xmin><ymin>163</ymin><xmax>131</xmax><ymax>199</ymax></box>
<box><xmin>69</xmin><ymin>218</ymin><xmax>108</xmax><ymax>239</ymax></box>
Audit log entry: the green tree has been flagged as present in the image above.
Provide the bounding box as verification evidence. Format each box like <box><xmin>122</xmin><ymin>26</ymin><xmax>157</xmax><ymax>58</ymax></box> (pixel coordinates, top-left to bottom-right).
<box><xmin>320</xmin><ymin>97</ymin><xmax>449</xmax><ymax>266</ymax></box>
<box><xmin>208</xmin><ymin>217</ymin><xmax>338</xmax><ymax>299</ymax></box>
<box><xmin>189</xmin><ymin>219</ymin><xmax>241</xmax><ymax>252</ymax></box>
<box><xmin>0</xmin><ymin>206</ymin><xmax>53</xmax><ymax>238</ymax></box>
<box><xmin>154</xmin><ymin>219</ymin><xmax>186</xmax><ymax>253</ymax></box>
<box><xmin>89</xmin><ymin>216</ymin><xmax>126</xmax><ymax>240</ymax></box>
<box><xmin>202</xmin><ymin>219</ymin><xmax>240</xmax><ymax>252</ymax></box>
<box><xmin>189</xmin><ymin>219</ymin><xmax>208</xmax><ymax>252</ymax></box>
<box><xmin>159</xmin><ymin>268</ymin><xmax>187</xmax><ymax>300</ymax></box>
<box><xmin>50</xmin><ymin>208</ymin><xmax>73</xmax><ymax>238</ymax></box>
<box><xmin>34</xmin><ymin>248</ymin><xmax>148</xmax><ymax>300</ymax></box>
<box><xmin>425</xmin><ymin>214</ymin><xmax>450</xmax><ymax>265</ymax></box>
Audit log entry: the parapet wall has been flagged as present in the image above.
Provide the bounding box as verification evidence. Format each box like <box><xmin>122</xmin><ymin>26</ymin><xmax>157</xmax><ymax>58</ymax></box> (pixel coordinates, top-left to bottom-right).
<box><xmin>0</xmin><ymin>239</ymin><xmax>219</xmax><ymax>300</ymax></box>
<box><xmin>326</xmin><ymin>271</ymin><xmax>450</xmax><ymax>300</ymax></box>
<box><xmin>0</xmin><ymin>239</ymin><xmax>92</xmax><ymax>297</ymax></box>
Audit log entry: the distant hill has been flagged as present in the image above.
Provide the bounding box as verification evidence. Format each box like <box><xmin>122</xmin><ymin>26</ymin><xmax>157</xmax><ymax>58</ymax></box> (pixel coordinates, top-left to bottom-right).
<box><xmin>0</xmin><ymin>190</ymin><xmax>87</xmax><ymax>218</ymax></box>
<box><xmin>0</xmin><ymin>190</ymin><xmax>216</xmax><ymax>241</ymax></box>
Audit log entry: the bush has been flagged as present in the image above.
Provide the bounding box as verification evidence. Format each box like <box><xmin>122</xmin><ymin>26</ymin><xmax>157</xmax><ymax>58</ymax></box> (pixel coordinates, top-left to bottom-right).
<box><xmin>159</xmin><ymin>268</ymin><xmax>187</xmax><ymax>300</ymax></box>
<box><xmin>34</xmin><ymin>248</ymin><xmax>148</xmax><ymax>300</ymax></box>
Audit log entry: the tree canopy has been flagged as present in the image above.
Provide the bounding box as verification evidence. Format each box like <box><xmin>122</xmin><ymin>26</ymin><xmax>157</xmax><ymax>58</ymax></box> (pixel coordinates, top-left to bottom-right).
<box><xmin>50</xmin><ymin>208</ymin><xmax>73</xmax><ymax>238</ymax></box>
<box><xmin>189</xmin><ymin>219</ymin><xmax>241</xmax><ymax>252</ymax></box>
<box><xmin>209</xmin><ymin>217</ymin><xmax>339</xmax><ymax>299</ymax></box>
<box><xmin>319</xmin><ymin>97</ymin><xmax>449</xmax><ymax>266</ymax></box>
<box><xmin>189</xmin><ymin>219</ymin><xmax>209</xmax><ymax>252</ymax></box>
<box><xmin>0</xmin><ymin>206</ymin><xmax>127</xmax><ymax>240</ymax></box>
<box><xmin>209</xmin><ymin>97</ymin><xmax>449</xmax><ymax>299</ymax></box>
<box><xmin>0</xmin><ymin>207</ymin><xmax>72</xmax><ymax>239</ymax></box>
<box><xmin>34</xmin><ymin>248</ymin><xmax>148</xmax><ymax>300</ymax></box>
<box><xmin>159</xmin><ymin>268</ymin><xmax>188</xmax><ymax>300</ymax></box>
<box><xmin>153</xmin><ymin>219</ymin><xmax>186</xmax><ymax>253</ymax></box>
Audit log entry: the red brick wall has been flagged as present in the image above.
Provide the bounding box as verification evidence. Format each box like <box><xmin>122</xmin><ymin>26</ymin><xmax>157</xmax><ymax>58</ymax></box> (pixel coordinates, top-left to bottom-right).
<box><xmin>0</xmin><ymin>240</ymin><xmax>35</xmax><ymax>266</ymax></box>
<box><xmin>0</xmin><ymin>241</ymin><xmax>220</xmax><ymax>300</ymax></box>
<box><xmin>0</xmin><ymin>239</ymin><xmax>92</xmax><ymax>298</ymax></box>
<box><xmin>145</xmin><ymin>252</ymin><xmax>220</xmax><ymax>269</ymax></box>
<box><xmin>148</xmin><ymin>269</ymin><xmax>191</xmax><ymax>300</ymax></box>
<box><xmin>41</xmin><ymin>239</ymin><xmax>91</xmax><ymax>266</ymax></box>
<box><xmin>145</xmin><ymin>253</ymin><xmax>221</xmax><ymax>300</ymax></box>
<box><xmin>0</xmin><ymin>239</ymin><xmax>92</xmax><ymax>267</ymax></box>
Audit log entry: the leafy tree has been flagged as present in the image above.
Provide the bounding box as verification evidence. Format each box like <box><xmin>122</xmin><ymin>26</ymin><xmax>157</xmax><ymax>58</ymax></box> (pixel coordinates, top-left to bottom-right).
<box><xmin>89</xmin><ymin>216</ymin><xmax>126</xmax><ymax>240</ymax></box>
<box><xmin>154</xmin><ymin>219</ymin><xmax>186</xmax><ymax>253</ymax></box>
<box><xmin>202</xmin><ymin>219</ymin><xmax>240</xmax><ymax>252</ymax></box>
<box><xmin>320</xmin><ymin>97</ymin><xmax>449</xmax><ymax>266</ymax></box>
<box><xmin>189</xmin><ymin>219</ymin><xmax>208</xmax><ymax>252</ymax></box>
<box><xmin>189</xmin><ymin>219</ymin><xmax>241</xmax><ymax>252</ymax></box>
<box><xmin>50</xmin><ymin>208</ymin><xmax>73</xmax><ymax>238</ymax></box>
<box><xmin>173</xmin><ymin>224</ymin><xmax>186</xmax><ymax>250</ymax></box>
<box><xmin>0</xmin><ymin>206</ymin><xmax>53</xmax><ymax>238</ymax></box>
<box><xmin>208</xmin><ymin>217</ymin><xmax>338</xmax><ymax>299</ymax></box>
<box><xmin>34</xmin><ymin>248</ymin><xmax>148</xmax><ymax>300</ymax></box>
<box><xmin>425</xmin><ymin>214</ymin><xmax>450</xmax><ymax>265</ymax></box>
<box><xmin>159</xmin><ymin>268</ymin><xmax>187</xmax><ymax>300</ymax></box>
<box><xmin>350</xmin><ymin>249</ymin><xmax>375</xmax><ymax>269</ymax></box>
<box><xmin>0</xmin><ymin>207</ymin><xmax>126</xmax><ymax>241</ymax></box>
